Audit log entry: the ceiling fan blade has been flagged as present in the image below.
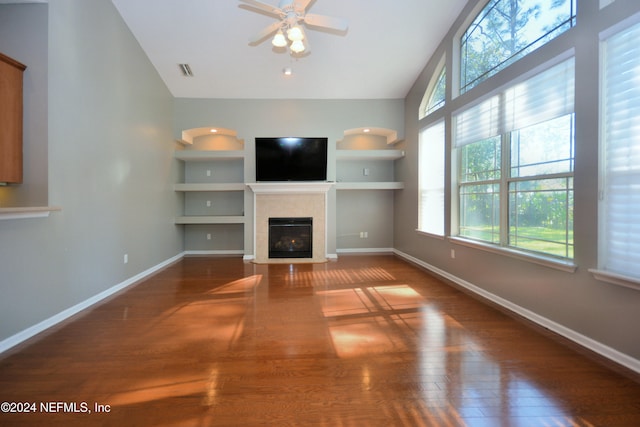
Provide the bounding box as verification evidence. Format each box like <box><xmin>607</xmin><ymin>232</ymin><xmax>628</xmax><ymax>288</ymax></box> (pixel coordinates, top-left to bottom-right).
<box><xmin>238</xmin><ymin>0</ymin><xmax>281</xmax><ymax>17</ymax></box>
<box><xmin>248</xmin><ymin>20</ymin><xmax>282</xmax><ymax>44</ymax></box>
<box><xmin>304</xmin><ymin>13</ymin><xmax>348</xmax><ymax>32</ymax></box>
<box><xmin>295</xmin><ymin>0</ymin><xmax>313</xmax><ymax>11</ymax></box>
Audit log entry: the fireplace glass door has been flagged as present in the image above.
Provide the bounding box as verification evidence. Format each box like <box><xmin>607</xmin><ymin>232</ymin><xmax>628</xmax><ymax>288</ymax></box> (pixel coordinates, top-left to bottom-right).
<box><xmin>268</xmin><ymin>217</ymin><xmax>312</xmax><ymax>258</ymax></box>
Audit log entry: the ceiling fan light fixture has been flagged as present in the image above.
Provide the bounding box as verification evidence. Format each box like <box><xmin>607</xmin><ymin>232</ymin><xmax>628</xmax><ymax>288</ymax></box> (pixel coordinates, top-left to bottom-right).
<box><xmin>287</xmin><ymin>25</ymin><xmax>304</xmax><ymax>42</ymax></box>
<box><xmin>290</xmin><ymin>39</ymin><xmax>305</xmax><ymax>53</ymax></box>
<box><xmin>272</xmin><ymin>29</ymin><xmax>287</xmax><ymax>48</ymax></box>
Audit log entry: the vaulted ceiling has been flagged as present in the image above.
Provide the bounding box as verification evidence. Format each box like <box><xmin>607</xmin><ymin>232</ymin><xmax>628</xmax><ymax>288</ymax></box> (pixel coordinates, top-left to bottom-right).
<box><xmin>109</xmin><ymin>0</ymin><xmax>468</xmax><ymax>99</ymax></box>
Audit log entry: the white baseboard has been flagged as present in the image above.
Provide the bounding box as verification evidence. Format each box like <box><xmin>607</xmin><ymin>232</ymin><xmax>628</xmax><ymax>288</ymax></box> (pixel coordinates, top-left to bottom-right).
<box><xmin>336</xmin><ymin>247</ymin><xmax>395</xmax><ymax>254</ymax></box>
<box><xmin>393</xmin><ymin>249</ymin><xmax>640</xmax><ymax>375</ymax></box>
<box><xmin>0</xmin><ymin>253</ymin><xmax>184</xmax><ymax>354</ymax></box>
<box><xmin>184</xmin><ymin>250</ymin><xmax>245</xmax><ymax>256</ymax></box>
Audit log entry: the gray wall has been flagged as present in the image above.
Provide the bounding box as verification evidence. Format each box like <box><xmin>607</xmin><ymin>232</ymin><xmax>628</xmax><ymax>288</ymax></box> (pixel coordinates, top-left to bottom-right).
<box><xmin>173</xmin><ymin>98</ymin><xmax>405</xmax><ymax>256</ymax></box>
<box><xmin>0</xmin><ymin>0</ymin><xmax>182</xmax><ymax>343</ymax></box>
<box><xmin>395</xmin><ymin>0</ymin><xmax>640</xmax><ymax>362</ymax></box>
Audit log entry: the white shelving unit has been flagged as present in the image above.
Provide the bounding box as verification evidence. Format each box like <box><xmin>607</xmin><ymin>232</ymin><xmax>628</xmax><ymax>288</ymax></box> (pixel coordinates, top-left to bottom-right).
<box><xmin>174</xmin><ymin>183</ymin><xmax>246</xmax><ymax>192</ymax></box>
<box><xmin>175</xmin><ymin>216</ymin><xmax>245</xmax><ymax>225</ymax></box>
<box><xmin>174</xmin><ymin>150</ymin><xmax>246</xmax><ymax>225</ymax></box>
<box><xmin>174</xmin><ymin>150</ymin><xmax>244</xmax><ymax>161</ymax></box>
<box><xmin>335</xmin><ymin>182</ymin><xmax>404</xmax><ymax>190</ymax></box>
<box><xmin>336</xmin><ymin>149</ymin><xmax>404</xmax><ymax>161</ymax></box>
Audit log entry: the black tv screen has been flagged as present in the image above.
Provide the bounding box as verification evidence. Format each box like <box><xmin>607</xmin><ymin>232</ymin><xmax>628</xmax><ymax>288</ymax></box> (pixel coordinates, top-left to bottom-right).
<box><xmin>255</xmin><ymin>137</ymin><xmax>328</xmax><ymax>181</ymax></box>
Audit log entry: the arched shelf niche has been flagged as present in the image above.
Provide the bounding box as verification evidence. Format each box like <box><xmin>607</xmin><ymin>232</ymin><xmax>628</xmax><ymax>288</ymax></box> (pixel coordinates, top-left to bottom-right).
<box><xmin>177</xmin><ymin>127</ymin><xmax>242</xmax><ymax>148</ymax></box>
<box><xmin>341</xmin><ymin>127</ymin><xmax>400</xmax><ymax>145</ymax></box>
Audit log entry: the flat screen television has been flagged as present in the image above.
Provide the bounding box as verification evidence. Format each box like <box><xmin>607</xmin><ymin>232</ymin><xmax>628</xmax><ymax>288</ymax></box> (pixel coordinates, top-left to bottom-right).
<box><xmin>255</xmin><ymin>137</ymin><xmax>328</xmax><ymax>181</ymax></box>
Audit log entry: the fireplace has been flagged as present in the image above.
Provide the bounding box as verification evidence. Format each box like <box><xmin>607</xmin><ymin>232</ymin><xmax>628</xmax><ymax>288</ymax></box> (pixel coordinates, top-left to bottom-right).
<box><xmin>269</xmin><ymin>217</ymin><xmax>312</xmax><ymax>258</ymax></box>
<box><xmin>248</xmin><ymin>182</ymin><xmax>333</xmax><ymax>263</ymax></box>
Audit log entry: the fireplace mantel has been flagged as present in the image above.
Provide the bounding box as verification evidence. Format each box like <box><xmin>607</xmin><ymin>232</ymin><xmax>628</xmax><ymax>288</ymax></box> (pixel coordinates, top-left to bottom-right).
<box><xmin>248</xmin><ymin>182</ymin><xmax>334</xmax><ymax>194</ymax></box>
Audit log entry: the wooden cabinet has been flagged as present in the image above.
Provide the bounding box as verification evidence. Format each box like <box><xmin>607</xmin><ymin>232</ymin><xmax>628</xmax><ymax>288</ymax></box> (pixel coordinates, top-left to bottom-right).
<box><xmin>0</xmin><ymin>52</ymin><xmax>26</xmax><ymax>184</ymax></box>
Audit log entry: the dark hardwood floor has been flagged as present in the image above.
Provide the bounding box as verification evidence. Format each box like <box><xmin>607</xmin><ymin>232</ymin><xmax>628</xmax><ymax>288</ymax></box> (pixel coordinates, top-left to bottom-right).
<box><xmin>1</xmin><ymin>255</ymin><xmax>639</xmax><ymax>426</ymax></box>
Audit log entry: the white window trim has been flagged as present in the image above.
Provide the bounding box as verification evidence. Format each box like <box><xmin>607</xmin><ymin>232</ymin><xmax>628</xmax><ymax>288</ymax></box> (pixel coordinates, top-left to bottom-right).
<box><xmin>589</xmin><ymin>269</ymin><xmax>640</xmax><ymax>291</ymax></box>
<box><xmin>450</xmin><ymin>236</ymin><xmax>577</xmax><ymax>273</ymax></box>
<box><xmin>415</xmin><ymin>229</ymin><xmax>446</xmax><ymax>240</ymax></box>
<box><xmin>419</xmin><ymin>55</ymin><xmax>446</xmax><ymax>120</ymax></box>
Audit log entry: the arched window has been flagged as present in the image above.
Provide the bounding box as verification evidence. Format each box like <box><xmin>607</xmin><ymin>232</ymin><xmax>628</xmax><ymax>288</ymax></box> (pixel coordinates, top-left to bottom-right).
<box><xmin>460</xmin><ymin>0</ymin><xmax>576</xmax><ymax>94</ymax></box>
<box><xmin>419</xmin><ymin>59</ymin><xmax>446</xmax><ymax>119</ymax></box>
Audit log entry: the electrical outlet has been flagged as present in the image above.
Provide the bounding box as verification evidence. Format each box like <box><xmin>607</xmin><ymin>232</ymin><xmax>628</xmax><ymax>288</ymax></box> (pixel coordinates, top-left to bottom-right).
<box><xmin>207</xmin><ymin>233</ymin><xmax>212</xmax><ymax>240</ymax></box>
<box><xmin>206</xmin><ymin>170</ymin><xmax>211</xmax><ymax>177</ymax></box>
<box><xmin>451</xmin><ymin>249</ymin><xmax>456</xmax><ymax>259</ymax></box>
<box><xmin>363</xmin><ymin>168</ymin><xmax>370</xmax><ymax>176</ymax></box>
<box><xmin>364</xmin><ymin>231</ymin><xmax>368</xmax><ymax>238</ymax></box>
<box><xmin>124</xmin><ymin>254</ymin><xmax>128</xmax><ymax>264</ymax></box>
<box><xmin>206</xmin><ymin>200</ymin><xmax>211</xmax><ymax>207</ymax></box>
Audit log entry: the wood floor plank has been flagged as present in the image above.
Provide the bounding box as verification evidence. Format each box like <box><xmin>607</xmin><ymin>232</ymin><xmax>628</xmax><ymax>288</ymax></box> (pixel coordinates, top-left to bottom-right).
<box><xmin>1</xmin><ymin>255</ymin><xmax>639</xmax><ymax>426</ymax></box>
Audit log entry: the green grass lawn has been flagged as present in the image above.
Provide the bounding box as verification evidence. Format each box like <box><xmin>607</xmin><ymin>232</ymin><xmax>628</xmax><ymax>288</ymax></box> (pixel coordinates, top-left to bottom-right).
<box><xmin>460</xmin><ymin>226</ymin><xmax>573</xmax><ymax>258</ymax></box>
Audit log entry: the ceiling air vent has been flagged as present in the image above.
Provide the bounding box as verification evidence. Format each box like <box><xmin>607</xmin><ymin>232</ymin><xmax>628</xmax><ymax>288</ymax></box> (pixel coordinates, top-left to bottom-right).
<box><xmin>178</xmin><ymin>63</ymin><xmax>193</xmax><ymax>77</ymax></box>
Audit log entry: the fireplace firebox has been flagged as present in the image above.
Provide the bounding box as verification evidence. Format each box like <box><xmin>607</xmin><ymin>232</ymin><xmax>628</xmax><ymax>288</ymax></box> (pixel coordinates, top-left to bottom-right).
<box><xmin>269</xmin><ymin>217</ymin><xmax>312</xmax><ymax>258</ymax></box>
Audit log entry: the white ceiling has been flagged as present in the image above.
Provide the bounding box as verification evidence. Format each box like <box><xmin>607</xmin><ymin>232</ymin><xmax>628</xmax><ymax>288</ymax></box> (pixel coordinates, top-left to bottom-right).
<box><xmin>109</xmin><ymin>0</ymin><xmax>467</xmax><ymax>100</ymax></box>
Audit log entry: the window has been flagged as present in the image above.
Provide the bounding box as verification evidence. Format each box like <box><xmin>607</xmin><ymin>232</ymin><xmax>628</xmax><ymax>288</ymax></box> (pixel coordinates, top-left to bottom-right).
<box><xmin>454</xmin><ymin>58</ymin><xmax>575</xmax><ymax>259</ymax></box>
<box><xmin>460</xmin><ymin>0</ymin><xmax>576</xmax><ymax>94</ymax></box>
<box><xmin>599</xmin><ymin>20</ymin><xmax>640</xmax><ymax>280</ymax></box>
<box><xmin>419</xmin><ymin>121</ymin><xmax>445</xmax><ymax>236</ymax></box>
<box><xmin>420</xmin><ymin>64</ymin><xmax>446</xmax><ymax>119</ymax></box>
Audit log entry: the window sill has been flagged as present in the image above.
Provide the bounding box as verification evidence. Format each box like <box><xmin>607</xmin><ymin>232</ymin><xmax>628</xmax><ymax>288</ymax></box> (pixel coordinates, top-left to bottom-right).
<box><xmin>415</xmin><ymin>229</ymin><xmax>445</xmax><ymax>240</ymax></box>
<box><xmin>589</xmin><ymin>269</ymin><xmax>640</xmax><ymax>291</ymax></box>
<box><xmin>448</xmin><ymin>236</ymin><xmax>577</xmax><ymax>273</ymax></box>
<box><xmin>0</xmin><ymin>206</ymin><xmax>62</xmax><ymax>220</ymax></box>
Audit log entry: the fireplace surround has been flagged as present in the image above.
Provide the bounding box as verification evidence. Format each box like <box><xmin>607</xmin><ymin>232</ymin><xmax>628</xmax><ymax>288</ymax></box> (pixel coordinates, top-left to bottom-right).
<box><xmin>248</xmin><ymin>182</ymin><xmax>333</xmax><ymax>263</ymax></box>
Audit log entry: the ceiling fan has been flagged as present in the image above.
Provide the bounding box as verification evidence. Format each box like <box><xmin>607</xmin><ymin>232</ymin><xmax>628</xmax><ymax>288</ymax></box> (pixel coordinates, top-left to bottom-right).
<box><xmin>239</xmin><ymin>0</ymin><xmax>349</xmax><ymax>56</ymax></box>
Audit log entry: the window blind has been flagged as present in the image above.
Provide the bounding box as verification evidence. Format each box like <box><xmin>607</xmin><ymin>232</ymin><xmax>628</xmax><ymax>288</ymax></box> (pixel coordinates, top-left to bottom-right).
<box><xmin>419</xmin><ymin>120</ymin><xmax>445</xmax><ymax>235</ymax></box>
<box><xmin>602</xmin><ymin>20</ymin><xmax>640</xmax><ymax>279</ymax></box>
<box><xmin>454</xmin><ymin>58</ymin><xmax>575</xmax><ymax>147</ymax></box>
<box><xmin>504</xmin><ymin>58</ymin><xmax>575</xmax><ymax>133</ymax></box>
<box><xmin>454</xmin><ymin>95</ymin><xmax>501</xmax><ymax>147</ymax></box>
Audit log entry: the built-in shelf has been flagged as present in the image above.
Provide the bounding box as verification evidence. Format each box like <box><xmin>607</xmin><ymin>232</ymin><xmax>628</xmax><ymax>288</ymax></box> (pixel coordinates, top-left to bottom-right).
<box><xmin>177</xmin><ymin>127</ymin><xmax>238</xmax><ymax>145</ymax></box>
<box><xmin>174</xmin><ymin>183</ymin><xmax>245</xmax><ymax>192</ymax></box>
<box><xmin>0</xmin><ymin>206</ymin><xmax>62</xmax><ymax>220</ymax></box>
<box><xmin>335</xmin><ymin>182</ymin><xmax>405</xmax><ymax>190</ymax></box>
<box><xmin>336</xmin><ymin>149</ymin><xmax>405</xmax><ymax>191</ymax></box>
<box><xmin>174</xmin><ymin>150</ymin><xmax>245</xmax><ymax>161</ymax></box>
<box><xmin>175</xmin><ymin>215</ymin><xmax>245</xmax><ymax>225</ymax></box>
<box><xmin>336</xmin><ymin>149</ymin><xmax>405</xmax><ymax>161</ymax></box>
